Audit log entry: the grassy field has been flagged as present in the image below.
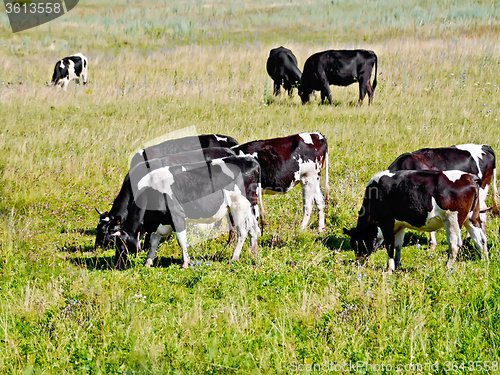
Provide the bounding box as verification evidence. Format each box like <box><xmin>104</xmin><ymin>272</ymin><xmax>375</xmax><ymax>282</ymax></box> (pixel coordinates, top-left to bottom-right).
<box><xmin>1</xmin><ymin>0</ymin><xmax>500</xmax><ymax>373</ymax></box>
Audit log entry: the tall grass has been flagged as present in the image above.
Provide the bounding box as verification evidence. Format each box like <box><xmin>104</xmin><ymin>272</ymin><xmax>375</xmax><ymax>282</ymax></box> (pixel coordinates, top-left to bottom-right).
<box><xmin>1</xmin><ymin>0</ymin><xmax>500</xmax><ymax>373</ymax></box>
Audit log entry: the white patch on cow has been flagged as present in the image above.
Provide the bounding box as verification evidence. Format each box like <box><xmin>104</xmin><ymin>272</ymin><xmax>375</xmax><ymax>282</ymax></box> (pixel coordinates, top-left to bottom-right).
<box><xmin>137</xmin><ymin>166</ymin><xmax>174</xmax><ymax>198</ymax></box>
<box><xmin>59</xmin><ymin>60</ymin><xmax>65</xmax><ymax>69</ymax></box>
<box><xmin>455</xmin><ymin>143</ymin><xmax>484</xmax><ymax>178</ymax></box>
<box><xmin>369</xmin><ymin>170</ymin><xmax>395</xmax><ymax>185</ymax></box>
<box><xmin>237</xmin><ymin>150</ymin><xmax>258</xmax><ymax>158</ymax></box>
<box><xmin>299</xmin><ymin>132</ymin><xmax>314</xmax><ymax>145</ymax></box>
<box><xmin>156</xmin><ymin>224</ymin><xmax>173</xmax><ymax>235</ymax></box>
<box><xmin>214</xmin><ymin>135</ymin><xmax>227</xmax><ymax>142</ymax></box>
<box><xmin>211</xmin><ymin>158</ymin><xmax>235</xmax><ymax>179</ymax></box>
<box><xmin>182</xmin><ymin>166</ymin><xmax>186</xmax><ymax>172</ymax></box>
<box><xmin>393</xmin><ymin>198</ymin><xmax>447</xmax><ymax>233</ymax></box>
<box><xmin>443</xmin><ymin>170</ymin><xmax>466</xmax><ymax>183</ymax></box>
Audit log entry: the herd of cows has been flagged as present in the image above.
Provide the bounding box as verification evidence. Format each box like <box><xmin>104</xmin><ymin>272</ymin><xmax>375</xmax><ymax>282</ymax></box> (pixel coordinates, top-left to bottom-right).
<box><xmin>91</xmin><ymin>132</ymin><xmax>497</xmax><ymax>274</ymax></box>
<box><xmin>44</xmin><ymin>49</ymin><xmax>496</xmax><ymax>273</ymax></box>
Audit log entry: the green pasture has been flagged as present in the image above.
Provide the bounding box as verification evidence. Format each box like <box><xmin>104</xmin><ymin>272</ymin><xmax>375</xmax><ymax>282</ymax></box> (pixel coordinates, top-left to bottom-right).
<box><xmin>1</xmin><ymin>0</ymin><xmax>500</xmax><ymax>373</ymax></box>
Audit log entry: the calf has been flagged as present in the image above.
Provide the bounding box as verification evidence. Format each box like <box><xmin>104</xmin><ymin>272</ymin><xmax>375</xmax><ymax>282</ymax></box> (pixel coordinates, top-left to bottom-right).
<box><xmin>266</xmin><ymin>46</ymin><xmax>302</xmax><ymax>96</ymax></box>
<box><xmin>343</xmin><ymin>170</ymin><xmax>488</xmax><ymax>274</ymax></box>
<box><xmin>232</xmin><ymin>132</ymin><xmax>330</xmax><ymax>231</ymax></box>
<box><xmin>47</xmin><ymin>53</ymin><xmax>88</xmax><ymax>90</ymax></box>
<box><xmin>94</xmin><ymin>146</ymin><xmax>236</xmax><ymax>250</ymax></box>
<box><xmin>388</xmin><ymin>143</ymin><xmax>499</xmax><ymax>249</ymax></box>
<box><xmin>299</xmin><ymin>49</ymin><xmax>377</xmax><ymax>106</ymax></box>
<box><xmin>112</xmin><ymin>155</ymin><xmax>262</xmax><ymax>269</ymax></box>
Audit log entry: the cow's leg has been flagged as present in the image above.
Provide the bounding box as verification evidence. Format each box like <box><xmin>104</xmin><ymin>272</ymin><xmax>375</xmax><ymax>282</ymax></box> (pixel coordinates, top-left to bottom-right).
<box><xmin>82</xmin><ymin>68</ymin><xmax>88</xmax><ymax>85</ymax></box>
<box><xmin>229</xmin><ymin>194</ymin><xmax>262</xmax><ymax>263</ymax></box>
<box><xmin>273</xmin><ymin>80</ymin><xmax>281</xmax><ymax>96</ymax></box>
<box><xmin>145</xmin><ymin>225</ymin><xmax>173</xmax><ymax>267</ymax></box>
<box><xmin>61</xmin><ymin>77</ymin><xmax>70</xmax><ymax>91</ymax></box>
<box><xmin>299</xmin><ymin>175</ymin><xmax>316</xmax><ymax>230</ymax></box>
<box><xmin>443</xmin><ymin>213</ymin><xmax>461</xmax><ymax>269</ymax></box>
<box><xmin>320</xmin><ymin>85</ymin><xmax>332</xmax><ymax>104</ymax></box>
<box><xmin>226</xmin><ymin>212</ymin><xmax>237</xmax><ymax>246</ymax></box>
<box><xmin>229</xmin><ymin>201</ymin><xmax>252</xmax><ymax>263</ymax></box>
<box><xmin>380</xmin><ymin>224</ymin><xmax>396</xmax><ymax>274</ymax></box>
<box><xmin>428</xmin><ymin>231</ymin><xmax>437</xmax><ymax>251</ymax></box>
<box><xmin>464</xmin><ymin>218</ymin><xmax>489</xmax><ymax>262</ymax></box>
<box><xmin>248</xmin><ymin>208</ymin><xmax>261</xmax><ymax>258</ymax></box>
<box><xmin>114</xmin><ymin>238</ymin><xmax>129</xmax><ymax>270</ymax></box>
<box><xmin>394</xmin><ymin>228</ymin><xmax>406</xmax><ymax>270</ymax></box>
<box><xmin>479</xmin><ymin>186</ymin><xmax>489</xmax><ymax>235</ymax></box>
<box><xmin>174</xmin><ymin>230</ymin><xmax>190</xmax><ymax>269</ymax></box>
<box><xmin>358</xmin><ymin>80</ymin><xmax>368</xmax><ymax>107</ymax></box>
<box><xmin>313</xmin><ymin>177</ymin><xmax>326</xmax><ymax>231</ymax></box>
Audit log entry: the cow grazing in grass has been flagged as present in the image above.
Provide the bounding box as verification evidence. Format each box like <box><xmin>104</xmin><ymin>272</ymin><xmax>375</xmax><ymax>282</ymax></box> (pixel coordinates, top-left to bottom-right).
<box><xmin>387</xmin><ymin>143</ymin><xmax>499</xmax><ymax>249</ymax></box>
<box><xmin>94</xmin><ymin>134</ymin><xmax>239</xmax><ymax>250</ymax></box>
<box><xmin>112</xmin><ymin>155</ymin><xmax>262</xmax><ymax>270</ymax></box>
<box><xmin>47</xmin><ymin>53</ymin><xmax>88</xmax><ymax>90</ymax></box>
<box><xmin>232</xmin><ymin>132</ymin><xmax>330</xmax><ymax>231</ymax></box>
<box><xmin>95</xmin><ymin>146</ymin><xmax>237</xmax><ymax>251</ymax></box>
<box><xmin>343</xmin><ymin>169</ymin><xmax>488</xmax><ymax>274</ymax></box>
<box><xmin>266</xmin><ymin>46</ymin><xmax>302</xmax><ymax>96</ymax></box>
<box><xmin>299</xmin><ymin>49</ymin><xmax>377</xmax><ymax>106</ymax></box>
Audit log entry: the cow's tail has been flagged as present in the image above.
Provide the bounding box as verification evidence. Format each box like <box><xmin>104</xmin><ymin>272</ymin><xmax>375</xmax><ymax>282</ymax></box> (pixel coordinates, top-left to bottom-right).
<box><xmin>371</xmin><ymin>53</ymin><xmax>378</xmax><ymax>91</ymax></box>
<box><xmin>491</xmin><ymin>167</ymin><xmax>500</xmax><ymax>216</ymax></box>
<box><xmin>257</xmin><ymin>177</ymin><xmax>266</xmax><ymax>234</ymax></box>
<box><xmin>324</xmin><ymin>150</ymin><xmax>331</xmax><ymax>203</ymax></box>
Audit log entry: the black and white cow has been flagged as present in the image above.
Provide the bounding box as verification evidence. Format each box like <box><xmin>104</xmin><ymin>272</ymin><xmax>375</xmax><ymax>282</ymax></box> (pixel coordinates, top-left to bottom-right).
<box><xmin>232</xmin><ymin>132</ymin><xmax>330</xmax><ymax>231</ymax></box>
<box><xmin>112</xmin><ymin>155</ymin><xmax>262</xmax><ymax>270</ymax></box>
<box><xmin>94</xmin><ymin>146</ymin><xmax>237</xmax><ymax>250</ymax></box>
<box><xmin>343</xmin><ymin>169</ymin><xmax>488</xmax><ymax>274</ymax></box>
<box><xmin>47</xmin><ymin>53</ymin><xmax>88</xmax><ymax>90</ymax></box>
<box><xmin>299</xmin><ymin>49</ymin><xmax>377</xmax><ymax>106</ymax></box>
<box><xmin>94</xmin><ymin>134</ymin><xmax>239</xmax><ymax>249</ymax></box>
<box><xmin>388</xmin><ymin>143</ymin><xmax>499</xmax><ymax>249</ymax></box>
<box><xmin>266</xmin><ymin>46</ymin><xmax>302</xmax><ymax>96</ymax></box>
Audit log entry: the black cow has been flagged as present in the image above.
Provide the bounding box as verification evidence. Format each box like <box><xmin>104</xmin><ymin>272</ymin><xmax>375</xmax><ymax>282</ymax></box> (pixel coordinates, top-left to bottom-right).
<box><xmin>266</xmin><ymin>46</ymin><xmax>302</xmax><ymax>96</ymax></box>
<box><xmin>232</xmin><ymin>132</ymin><xmax>330</xmax><ymax>231</ymax></box>
<box><xmin>343</xmin><ymin>170</ymin><xmax>488</xmax><ymax>274</ymax></box>
<box><xmin>299</xmin><ymin>49</ymin><xmax>377</xmax><ymax>106</ymax></box>
<box><xmin>387</xmin><ymin>143</ymin><xmax>499</xmax><ymax>249</ymax></box>
<box><xmin>94</xmin><ymin>134</ymin><xmax>239</xmax><ymax>249</ymax></box>
<box><xmin>47</xmin><ymin>53</ymin><xmax>88</xmax><ymax>90</ymax></box>
<box><xmin>95</xmin><ymin>146</ymin><xmax>237</xmax><ymax>250</ymax></box>
<box><xmin>112</xmin><ymin>155</ymin><xmax>262</xmax><ymax>270</ymax></box>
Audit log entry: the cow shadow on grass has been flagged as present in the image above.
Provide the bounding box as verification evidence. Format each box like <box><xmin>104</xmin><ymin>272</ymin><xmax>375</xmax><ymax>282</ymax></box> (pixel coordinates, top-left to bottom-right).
<box><xmin>72</xmin><ymin>255</ymin><xmax>115</xmax><ymax>271</ymax></box>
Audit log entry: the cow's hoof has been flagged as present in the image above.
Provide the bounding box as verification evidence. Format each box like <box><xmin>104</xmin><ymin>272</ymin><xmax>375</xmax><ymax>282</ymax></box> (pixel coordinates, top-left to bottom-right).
<box><xmin>182</xmin><ymin>262</ymin><xmax>189</xmax><ymax>269</ymax></box>
<box><xmin>145</xmin><ymin>259</ymin><xmax>153</xmax><ymax>268</ymax></box>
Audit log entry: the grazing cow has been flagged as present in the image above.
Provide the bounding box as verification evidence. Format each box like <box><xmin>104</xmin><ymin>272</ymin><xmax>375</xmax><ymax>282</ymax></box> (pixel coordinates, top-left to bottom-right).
<box><xmin>47</xmin><ymin>53</ymin><xmax>88</xmax><ymax>90</ymax></box>
<box><xmin>232</xmin><ymin>132</ymin><xmax>330</xmax><ymax>231</ymax></box>
<box><xmin>112</xmin><ymin>155</ymin><xmax>262</xmax><ymax>270</ymax></box>
<box><xmin>388</xmin><ymin>144</ymin><xmax>499</xmax><ymax>249</ymax></box>
<box><xmin>343</xmin><ymin>170</ymin><xmax>488</xmax><ymax>274</ymax></box>
<box><xmin>266</xmin><ymin>46</ymin><xmax>302</xmax><ymax>96</ymax></box>
<box><xmin>94</xmin><ymin>146</ymin><xmax>237</xmax><ymax>250</ymax></box>
<box><xmin>94</xmin><ymin>134</ymin><xmax>239</xmax><ymax>249</ymax></box>
<box><xmin>299</xmin><ymin>49</ymin><xmax>377</xmax><ymax>106</ymax></box>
